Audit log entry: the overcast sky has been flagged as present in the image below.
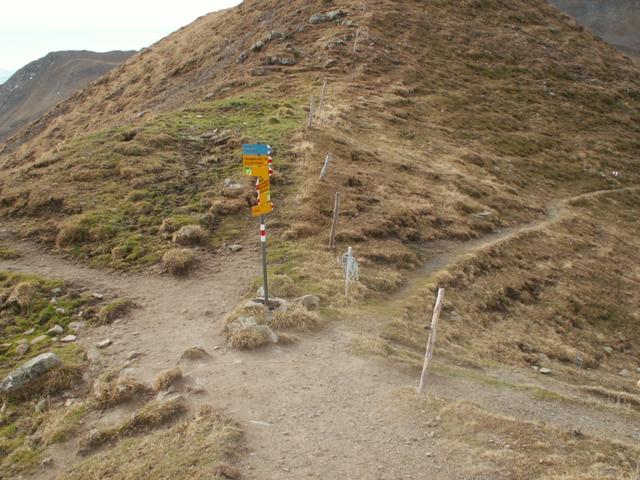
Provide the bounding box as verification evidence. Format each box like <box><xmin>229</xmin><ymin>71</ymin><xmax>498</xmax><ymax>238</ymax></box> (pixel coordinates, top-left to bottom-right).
<box><xmin>0</xmin><ymin>0</ymin><xmax>242</xmax><ymax>71</ymax></box>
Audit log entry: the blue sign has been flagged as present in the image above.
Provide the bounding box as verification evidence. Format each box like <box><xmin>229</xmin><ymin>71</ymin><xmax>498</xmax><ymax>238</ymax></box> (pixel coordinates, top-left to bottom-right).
<box><xmin>243</xmin><ymin>144</ymin><xmax>272</xmax><ymax>156</ymax></box>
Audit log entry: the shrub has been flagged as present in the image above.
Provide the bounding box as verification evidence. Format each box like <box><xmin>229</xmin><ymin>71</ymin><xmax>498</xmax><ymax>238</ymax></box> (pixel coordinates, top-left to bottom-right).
<box><xmin>172</xmin><ymin>225</ymin><xmax>207</xmax><ymax>246</ymax></box>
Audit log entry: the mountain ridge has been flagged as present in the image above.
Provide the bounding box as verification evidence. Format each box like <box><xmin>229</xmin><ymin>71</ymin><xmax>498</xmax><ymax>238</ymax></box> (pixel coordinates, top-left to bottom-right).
<box><xmin>0</xmin><ymin>50</ymin><xmax>135</xmax><ymax>142</ymax></box>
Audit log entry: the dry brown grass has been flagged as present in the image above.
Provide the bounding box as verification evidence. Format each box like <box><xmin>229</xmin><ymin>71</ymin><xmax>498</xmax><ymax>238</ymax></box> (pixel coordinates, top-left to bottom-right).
<box><xmin>6</xmin><ymin>364</ymin><xmax>83</xmax><ymax>401</ymax></box>
<box><xmin>55</xmin><ymin>220</ymin><xmax>88</xmax><ymax>247</ymax></box>
<box><xmin>92</xmin><ymin>371</ymin><xmax>152</xmax><ymax>409</ymax></box>
<box><xmin>580</xmin><ymin>386</ymin><xmax>640</xmax><ymax>409</ymax></box>
<box><xmin>153</xmin><ymin>367</ymin><xmax>183</xmax><ymax>392</ymax></box>
<box><xmin>401</xmin><ymin>392</ymin><xmax>640</xmax><ymax>480</ymax></box>
<box><xmin>61</xmin><ymin>405</ymin><xmax>242</xmax><ymax>480</ymax></box>
<box><xmin>162</xmin><ymin>248</ymin><xmax>196</xmax><ymax>276</ymax></box>
<box><xmin>227</xmin><ymin>328</ymin><xmax>268</xmax><ymax>350</ymax></box>
<box><xmin>78</xmin><ymin>397</ymin><xmax>187</xmax><ymax>455</ymax></box>
<box><xmin>96</xmin><ymin>299</ymin><xmax>134</xmax><ymax>325</ymax></box>
<box><xmin>271</xmin><ymin>304</ymin><xmax>320</xmax><ymax>330</ymax></box>
<box><xmin>172</xmin><ymin>225</ymin><xmax>207</xmax><ymax>246</ymax></box>
<box><xmin>6</xmin><ymin>281</ymin><xmax>36</xmax><ymax>308</ymax></box>
<box><xmin>180</xmin><ymin>346</ymin><xmax>209</xmax><ymax>361</ymax></box>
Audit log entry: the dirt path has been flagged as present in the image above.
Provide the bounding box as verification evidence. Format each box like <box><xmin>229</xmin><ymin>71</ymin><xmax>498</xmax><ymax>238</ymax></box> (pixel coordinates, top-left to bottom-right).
<box><xmin>3</xmin><ymin>185</ymin><xmax>639</xmax><ymax>480</ymax></box>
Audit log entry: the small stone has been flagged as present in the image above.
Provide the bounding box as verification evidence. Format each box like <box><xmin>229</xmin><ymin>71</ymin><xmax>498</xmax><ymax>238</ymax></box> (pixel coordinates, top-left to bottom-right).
<box><xmin>127</xmin><ymin>351</ymin><xmax>142</xmax><ymax>361</ymax></box>
<box><xmin>48</xmin><ymin>325</ymin><xmax>64</xmax><ymax>335</ymax></box>
<box><xmin>23</xmin><ymin>327</ymin><xmax>35</xmax><ymax>335</ymax></box>
<box><xmin>575</xmin><ymin>355</ymin><xmax>584</xmax><ymax>368</ymax></box>
<box><xmin>96</xmin><ymin>339</ymin><xmax>112</xmax><ymax>349</ymax></box>
<box><xmin>539</xmin><ymin>368</ymin><xmax>552</xmax><ymax>375</ymax></box>
<box><xmin>636</xmin><ymin>367</ymin><xmax>640</xmax><ymax>374</ymax></box>
<box><xmin>51</xmin><ymin>287</ymin><xmax>62</xmax><ymax>295</ymax></box>
<box><xmin>92</xmin><ymin>293</ymin><xmax>105</xmax><ymax>299</ymax></box>
<box><xmin>228</xmin><ymin>244</ymin><xmax>243</xmax><ymax>252</ymax></box>
<box><xmin>60</xmin><ymin>335</ymin><xmax>77</xmax><ymax>343</ymax></box>
<box><xmin>41</xmin><ymin>457</ymin><xmax>54</xmax><ymax>467</ymax></box>
<box><xmin>16</xmin><ymin>343</ymin><xmax>29</xmax><ymax>356</ymax></box>
<box><xmin>68</xmin><ymin>321</ymin><xmax>86</xmax><ymax>332</ymax></box>
<box><xmin>619</xmin><ymin>369</ymin><xmax>630</xmax><ymax>377</ymax></box>
<box><xmin>55</xmin><ymin>307</ymin><xmax>66</xmax><ymax>314</ymax></box>
<box><xmin>603</xmin><ymin>346</ymin><xmax>614</xmax><ymax>355</ymax></box>
<box><xmin>31</xmin><ymin>335</ymin><xmax>49</xmax><ymax>346</ymax></box>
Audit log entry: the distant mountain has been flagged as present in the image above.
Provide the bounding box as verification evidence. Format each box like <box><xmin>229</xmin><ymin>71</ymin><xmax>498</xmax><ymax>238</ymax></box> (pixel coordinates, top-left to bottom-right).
<box><xmin>0</xmin><ymin>69</ymin><xmax>13</xmax><ymax>85</ymax></box>
<box><xmin>550</xmin><ymin>0</ymin><xmax>640</xmax><ymax>57</ymax></box>
<box><xmin>0</xmin><ymin>50</ymin><xmax>135</xmax><ymax>141</ymax></box>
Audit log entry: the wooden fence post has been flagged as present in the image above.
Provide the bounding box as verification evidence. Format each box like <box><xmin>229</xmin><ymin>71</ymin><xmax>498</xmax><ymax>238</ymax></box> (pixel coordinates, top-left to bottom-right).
<box><xmin>328</xmin><ymin>192</ymin><xmax>341</xmax><ymax>250</ymax></box>
<box><xmin>316</xmin><ymin>79</ymin><xmax>328</xmax><ymax>121</ymax></box>
<box><xmin>319</xmin><ymin>153</ymin><xmax>332</xmax><ymax>179</ymax></box>
<box><xmin>307</xmin><ymin>96</ymin><xmax>315</xmax><ymax>129</ymax></box>
<box><xmin>417</xmin><ymin>288</ymin><xmax>445</xmax><ymax>395</ymax></box>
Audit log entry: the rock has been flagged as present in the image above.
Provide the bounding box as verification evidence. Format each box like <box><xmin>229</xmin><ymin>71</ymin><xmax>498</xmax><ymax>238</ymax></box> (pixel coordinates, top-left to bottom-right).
<box><xmin>251</xmin><ymin>40</ymin><xmax>266</xmax><ymax>52</ymax></box>
<box><xmin>24</xmin><ymin>327</ymin><xmax>35</xmax><ymax>336</ymax></box>
<box><xmin>539</xmin><ymin>368</ymin><xmax>552</xmax><ymax>375</ymax></box>
<box><xmin>55</xmin><ymin>307</ymin><xmax>66</xmax><ymax>314</ymax></box>
<box><xmin>127</xmin><ymin>351</ymin><xmax>142</xmax><ymax>361</ymax></box>
<box><xmin>96</xmin><ymin>339</ymin><xmax>112</xmax><ymax>349</ymax></box>
<box><xmin>228</xmin><ymin>244</ymin><xmax>243</xmax><ymax>252</ymax></box>
<box><xmin>48</xmin><ymin>325</ymin><xmax>64</xmax><ymax>335</ymax></box>
<box><xmin>603</xmin><ymin>346</ymin><xmax>614</xmax><ymax>355</ymax></box>
<box><xmin>31</xmin><ymin>335</ymin><xmax>49</xmax><ymax>346</ymax></box>
<box><xmin>35</xmin><ymin>398</ymin><xmax>48</xmax><ymax>413</ymax></box>
<box><xmin>51</xmin><ymin>287</ymin><xmax>62</xmax><ymax>295</ymax></box>
<box><xmin>0</xmin><ymin>343</ymin><xmax>12</xmax><ymax>354</ymax></box>
<box><xmin>619</xmin><ymin>369</ymin><xmax>630</xmax><ymax>377</ymax></box>
<box><xmin>575</xmin><ymin>355</ymin><xmax>584</xmax><ymax>368</ymax></box>
<box><xmin>41</xmin><ymin>457</ymin><xmax>54</xmax><ymax>467</ymax></box>
<box><xmin>324</xmin><ymin>59</ymin><xmax>338</xmax><ymax>69</ymax></box>
<box><xmin>255</xmin><ymin>325</ymin><xmax>279</xmax><ymax>344</ymax></box>
<box><xmin>16</xmin><ymin>343</ymin><xmax>29</xmax><ymax>356</ymax></box>
<box><xmin>238</xmin><ymin>51</ymin><xmax>248</xmax><ymax>63</ymax></box>
<box><xmin>636</xmin><ymin>367</ymin><xmax>640</xmax><ymax>374</ymax></box>
<box><xmin>293</xmin><ymin>295</ymin><xmax>321</xmax><ymax>311</ymax></box>
<box><xmin>68</xmin><ymin>321</ymin><xmax>86</xmax><ymax>332</ymax></box>
<box><xmin>264</xmin><ymin>56</ymin><xmax>297</xmax><ymax>66</ymax></box>
<box><xmin>91</xmin><ymin>292</ymin><xmax>105</xmax><ymax>300</ymax></box>
<box><xmin>472</xmin><ymin>211</ymin><xmax>493</xmax><ymax>219</ymax></box>
<box><xmin>310</xmin><ymin>9</ymin><xmax>346</xmax><ymax>24</ymax></box>
<box><xmin>60</xmin><ymin>335</ymin><xmax>77</xmax><ymax>343</ymax></box>
<box><xmin>228</xmin><ymin>317</ymin><xmax>258</xmax><ymax>332</ymax></box>
<box><xmin>538</xmin><ymin>353</ymin><xmax>551</xmax><ymax>364</ymax></box>
<box><xmin>0</xmin><ymin>353</ymin><xmax>62</xmax><ymax>394</ymax></box>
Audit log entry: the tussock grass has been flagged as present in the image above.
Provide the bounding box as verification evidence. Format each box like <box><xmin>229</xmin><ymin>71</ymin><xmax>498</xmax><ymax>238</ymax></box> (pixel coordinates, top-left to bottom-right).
<box><xmin>153</xmin><ymin>367</ymin><xmax>183</xmax><ymax>392</ymax></box>
<box><xmin>180</xmin><ymin>346</ymin><xmax>209</xmax><ymax>361</ymax></box>
<box><xmin>92</xmin><ymin>371</ymin><xmax>152</xmax><ymax>409</ymax></box>
<box><xmin>61</xmin><ymin>405</ymin><xmax>242</xmax><ymax>480</ymax></box>
<box><xmin>271</xmin><ymin>304</ymin><xmax>320</xmax><ymax>330</ymax></box>
<box><xmin>96</xmin><ymin>299</ymin><xmax>134</xmax><ymax>325</ymax></box>
<box><xmin>78</xmin><ymin>398</ymin><xmax>187</xmax><ymax>455</ymax></box>
<box><xmin>162</xmin><ymin>248</ymin><xmax>196</xmax><ymax>276</ymax></box>
<box><xmin>42</xmin><ymin>402</ymin><xmax>89</xmax><ymax>445</ymax></box>
<box><xmin>227</xmin><ymin>329</ymin><xmax>268</xmax><ymax>351</ymax></box>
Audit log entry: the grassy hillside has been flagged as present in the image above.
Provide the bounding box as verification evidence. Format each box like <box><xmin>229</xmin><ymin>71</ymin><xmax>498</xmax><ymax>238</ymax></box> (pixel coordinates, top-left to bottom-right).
<box><xmin>0</xmin><ymin>0</ymin><xmax>638</xmax><ymax>390</ymax></box>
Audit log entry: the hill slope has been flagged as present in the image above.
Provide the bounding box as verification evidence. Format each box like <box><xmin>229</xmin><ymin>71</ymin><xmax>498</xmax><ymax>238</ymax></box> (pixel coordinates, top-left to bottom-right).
<box><xmin>0</xmin><ymin>50</ymin><xmax>135</xmax><ymax>141</ymax></box>
<box><xmin>0</xmin><ymin>1</ymin><xmax>639</xmax><ymax>477</ymax></box>
<box><xmin>551</xmin><ymin>0</ymin><xmax>640</xmax><ymax>57</ymax></box>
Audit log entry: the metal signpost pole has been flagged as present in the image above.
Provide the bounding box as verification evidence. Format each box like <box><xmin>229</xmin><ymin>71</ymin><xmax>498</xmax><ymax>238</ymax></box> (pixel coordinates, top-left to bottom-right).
<box><xmin>260</xmin><ymin>215</ymin><xmax>269</xmax><ymax>307</ymax></box>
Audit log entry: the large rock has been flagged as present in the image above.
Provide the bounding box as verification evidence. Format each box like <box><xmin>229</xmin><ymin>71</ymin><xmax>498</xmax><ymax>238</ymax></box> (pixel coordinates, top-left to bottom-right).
<box><xmin>293</xmin><ymin>295</ymin><xmax>321</xmax><ymax>311</ymax></box>
<box><xmin>310</xmin><ymin>10</ymin><xmax>346</xmax><ymax>24</ymax></box>
<box><xmin>0</xmin><ymin>353</ymin><xmax>62</xmax><ymax>394</ymax></box>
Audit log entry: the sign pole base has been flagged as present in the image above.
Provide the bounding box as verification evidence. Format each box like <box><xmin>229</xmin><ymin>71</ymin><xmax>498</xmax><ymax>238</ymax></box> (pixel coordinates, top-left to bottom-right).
<box><xmin>260</xmin><ymin>215</ymin><xmax>269</xmax><ymax>311</ymax></box>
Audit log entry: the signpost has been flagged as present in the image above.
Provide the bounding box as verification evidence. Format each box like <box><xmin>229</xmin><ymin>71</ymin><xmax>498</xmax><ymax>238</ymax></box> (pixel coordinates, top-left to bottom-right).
<box><xmin>242</xmin><ymin>144</ymin><xmax>274</xmax><ymax>308</ymax></box>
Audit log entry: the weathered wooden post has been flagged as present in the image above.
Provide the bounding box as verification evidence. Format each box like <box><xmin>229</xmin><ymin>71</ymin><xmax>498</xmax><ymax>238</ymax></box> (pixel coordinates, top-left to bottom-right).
<box><xmin>328</xmin><ymin>192</ymin><xmax>341</xmax><ymax>250</ymax></box>
<box><xmin>319</xmin><ymin>153</ymin><xmax>332</xmax><ymax>179</ymax></box>
<box><xmin>316</xmin><ymin>79</ymin><xmax>328</xmax><ymax>121</ymax></box>
<box><xmin>307</xmin><ymin>96</ymin><xmax>315</xmax><ymax>129</ymax></box>
<box><xmin>417</xmin><ymin>288</ymin><xmax>445</xmax><ymax>395</ymax></box>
